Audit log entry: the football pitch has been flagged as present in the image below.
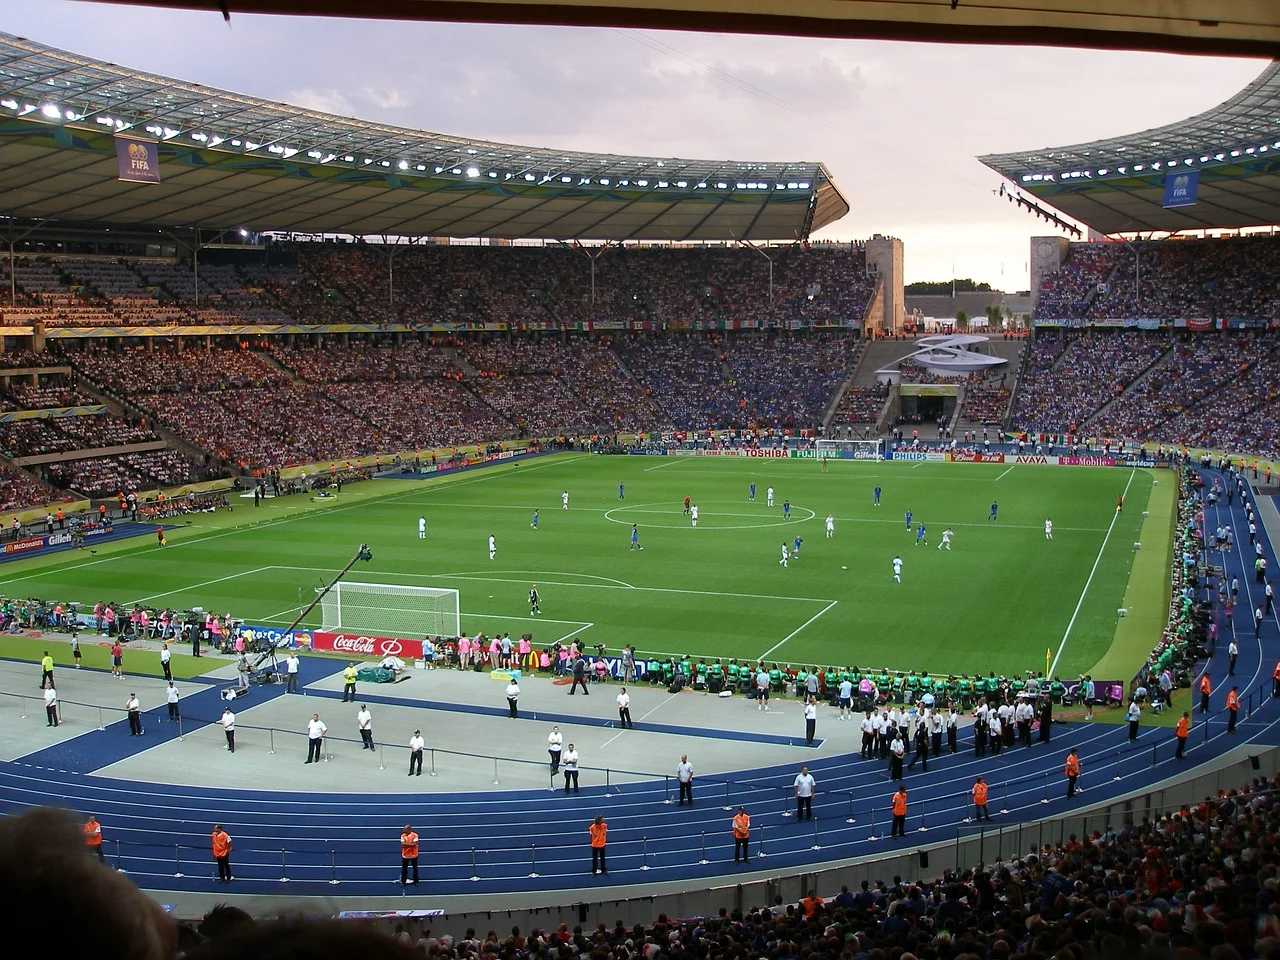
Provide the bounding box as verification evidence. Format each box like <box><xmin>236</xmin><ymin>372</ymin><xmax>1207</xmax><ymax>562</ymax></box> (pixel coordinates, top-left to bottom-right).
<box><xmin>3</xmin><ymin>454</ymin><xmax>1169</xmax><ymax>679</ymax></box>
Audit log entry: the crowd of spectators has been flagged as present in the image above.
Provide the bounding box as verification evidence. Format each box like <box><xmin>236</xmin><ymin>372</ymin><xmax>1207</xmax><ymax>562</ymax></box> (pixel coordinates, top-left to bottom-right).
<box><xmin>273</xmin><ymin>341</ymin><xmax>459</xmax><ymax>383</ymax></box>
<box><xmin>1011</xmin><ymin>332</ymin><xmax>1168</xmax><ymax>433</ymax></box>
<box><xmin>722</xmin><ymin>333</ymin><xmax>860</xmax><ymax>427</ymax></box>
<box><xmin>959</xmin><ymin>381</ymin><xmax>1011</xmax><ymax>425</ymax></box>
<box><xmin>832</xmin><ymin>383</ymin><xmax>890</xmax><ymax>423</ymax></box>
<box><xmin>0</xmin><ymin>463</ymin><xmax>64</xmax><ymax>512</ymax></box>
<box><xmin>1035</xmin><ymin>236</ymin><xmax>1280</xmax><ymax>325</ymax></box>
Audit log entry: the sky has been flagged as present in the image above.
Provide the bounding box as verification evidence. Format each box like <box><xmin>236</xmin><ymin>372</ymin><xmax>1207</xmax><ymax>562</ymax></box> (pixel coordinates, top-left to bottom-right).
<box><xmin>2</xmin><ymin>2</ymin><xmax>1270</xmax><ymax>288</ymax></box>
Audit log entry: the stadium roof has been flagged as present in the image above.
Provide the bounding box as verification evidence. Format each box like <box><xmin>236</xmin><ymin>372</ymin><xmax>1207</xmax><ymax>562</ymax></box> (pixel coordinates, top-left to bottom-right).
<box><xmin>0</xmin><ymin>33</ymin><xmax>847</xmax><ymax>242</ymax></box>
<box><xmin>979</xmin><ymin>60</ymin><xmax>1280</xmax><ymax>235</ymax></box>
<box><xmin>92</xmin><ymin>0</ymin><xmax>1280</xmax><ymax>58</ymax></box>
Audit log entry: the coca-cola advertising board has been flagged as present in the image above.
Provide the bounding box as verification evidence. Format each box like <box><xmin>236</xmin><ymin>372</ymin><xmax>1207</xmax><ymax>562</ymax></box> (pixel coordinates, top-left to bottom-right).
<box><xmin>310</xmin><ymin>631</ymin><xmax>424</xmax><ymax>659</ymax></box>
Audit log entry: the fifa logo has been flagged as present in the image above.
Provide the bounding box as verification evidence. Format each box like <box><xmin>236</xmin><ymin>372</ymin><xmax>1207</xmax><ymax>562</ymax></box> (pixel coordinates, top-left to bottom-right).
<box><xmin>128</xmin><ymin>141</ymin><xmax>152</xmax><ymax>172</ymax></box>
<box><xmin>1171</xmin><ymin>174</ymin><xmax>1190</xmax><ymax>197</ymax></box>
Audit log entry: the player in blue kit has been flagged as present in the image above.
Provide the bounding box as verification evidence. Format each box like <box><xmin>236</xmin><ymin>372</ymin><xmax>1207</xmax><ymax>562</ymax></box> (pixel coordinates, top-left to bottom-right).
<box><xmin>915</xmin><ymin>523</ymin><xmax>927</xmax><ymax>546</ymax></box>
<box><xmin>619</xmin><ymin>483</ymin><xmax>625</xmax><ymax>501</ymax></box>
<box><xmin>988</xmin><ymin>501</ymin><xmax>998</xmax><ymax>522</ymax></box>
<box><xmin>531</xmin><ymin>509</ymin><xmax>539</xmax><ymax>529</ymax></box>
<box><xmin>793</xmin><ymin>535</ymin><xmax>803</xmax><ymax>558</ymax></box>
<box><xmin>749</xmin><ymin>483</ymin><xmax>756</xmax><ymax>502</ymax></box>
<box><xmin>874</xmin><ymin>486</ymin><xmax>881</xmax><ymax>506</ymax></box>
<box><xmin>905</xmin><ymin>509</ymin><xmax>913</xmax><ymax>530</ymax></box>
<box><xmin>782</xmin><ymin>500</ymin><xmax>791</xmax><ymax>519</ymax></box>
<box><xmin>630</xmin><ymin>524</ymin><xmax>642</xmax><ymax>551</ymax></box>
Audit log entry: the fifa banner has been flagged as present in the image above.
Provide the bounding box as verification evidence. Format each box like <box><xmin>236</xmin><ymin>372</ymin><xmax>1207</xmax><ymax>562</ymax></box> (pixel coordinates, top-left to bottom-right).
<box><xmin>1163</xmin><ymin>170</ymin><xmax>1198</xmax><ymax>209</ymax></box>
<box><xmin>309</xmin><ymin>630</ymin><xmax>424</xmax><ymax>660</ymax></box>
<box><xmin>242</xmin><ymin>625</ymin><xmax>313</xmax><ymax>649</ymax></box>
<box><xmin>115</xmin><ymin>135</ymin><xmax>160</xmax><ymax>184</ymax></box>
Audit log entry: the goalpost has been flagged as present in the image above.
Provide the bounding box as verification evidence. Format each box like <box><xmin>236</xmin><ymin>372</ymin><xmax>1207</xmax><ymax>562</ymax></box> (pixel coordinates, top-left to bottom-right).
<box><xmin>319</xmin><ymin>582</ymin><xmax>461</xmax><ymax>639</ymax></box>
<box><xmin>815</xmin><ymin>438</ymin><xmax>884</xmax><ymax>460</ymax></box>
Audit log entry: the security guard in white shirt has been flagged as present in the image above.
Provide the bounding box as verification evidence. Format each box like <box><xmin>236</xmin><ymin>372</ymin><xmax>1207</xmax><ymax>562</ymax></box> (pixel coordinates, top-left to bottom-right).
<box><xmin>221</xmin><ymin>707</ymin><xmax>236</xmax><ymax>752</ymax></box>
<box><xmin>305</xmin><ymin>714</ymin><xmax>327</xmax><ymax>763</ymax></box>
<box><xmin>357</xmin><ymin>705</ymin><xmax>374</xmax><ymax>749</ymax></box>
<box><xmin>166</xmin><ymin>681</ymin><xmax>180</xmax><ymax>721</ymax></box>
<box><xmin>408</xmin><ymin>730</ymin><xmax>425</xmax><ymax>775</ymax></box>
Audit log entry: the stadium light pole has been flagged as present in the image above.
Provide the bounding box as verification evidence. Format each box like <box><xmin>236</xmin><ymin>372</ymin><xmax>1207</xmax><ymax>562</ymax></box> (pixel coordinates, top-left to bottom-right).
<box><xmin>740</xmin><ymin>240</ymin><xmax>774</xmax><ymax>301</ymax></box>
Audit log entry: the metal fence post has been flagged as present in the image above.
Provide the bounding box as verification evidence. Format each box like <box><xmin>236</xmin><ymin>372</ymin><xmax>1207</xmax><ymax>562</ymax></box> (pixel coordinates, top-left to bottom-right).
<box><xmin>1151</xmin><ymin>744</ymin><xmax>1158</xmax><ymax>768</ymax></box>
<box><xmin>174</xmin><ymin>844</ymin><xmax>183</xmax><ymax>878</ymax></box>
<box><xmin>329</xmin><ymin>850</ymin><xmax>339</xmax><ymax>885</ymax></box>
<box><xmin>846</xmin><ymin>793</ymin><xmax>857</xmax><ymax>824</ymax></box>
<box><xmin>529</xmin><ymin>844</ymin><xmax>539</xmax><ymax>878</ymax></box>
<box><xmin>378</xmin><ymin>743</ymin><xmax>385</xmax><ymax>771</ymax></box>
<box><xmin>811</xmin><ymin>816</ymin><xmax>821</xmax><ymax>850</ymax></box>
<box><xmin>758</xmin><ymin>824</ymin><xmax>766</xmax><ymax>858</ymax></box>
<box><xmin>662</xmin><ymin>775</ymin><xmax>671</xmax><ymax>804</ymax></box>
<box><xmin>98</xmin><ymin>706</ymin><xmax>105</xmax><ymax>731</ymax></box>
<box><xmin>782</xmin><ymin>788</ymin><xmax>793</xmax><ymax>818</ymax></box>
<box><xmin>640</xmin><ymin>837</ymin><xmax>650</xmax><ymax>871</ymax></box>
<box><xmin>323</xmin><ymin>738</ymin><xmax>330</xmax><ymax>763</ymax></box>
<box><xmin>430</xmin><ymin>748</ymin><xmax>437</xmax><ymax>776</ymax></box>
<box><xmin>699</xmin><ymin>831</ymin><xmax>709</xmax><ymax>865</ymax></box>
<box><xmin>868</xmin><ymin>806</ymin><xmax>878</xmax><ymax>840</ymax></box>
<box><xmin>1042</xmin><ymin>772</ymin><xmax>1050</xmax><ymax>804</ymax></box>
<box><xmin>1114</xmin><ymin>750</ymin><xmax>1122</xmax><ymax>781</ymax></box>
<box><xmin>469</xmin><ymin>847</ymin><xmax>479</xmax><ymax>882</ymax></box>
<box><xmin>19</xmin><ymin>697</ymin><xmax>27</xmax><ymax>720</ymax></box>
<box><xmin>918</xmin><ymin>797</ymin><xmax>927</xmax><ymax>833</ymax></box>
<box><xmin>280</xmin><ymin>849</ymin><xmax>289</xmax><ymax>882</ymax></box>
<box><xmin>115</xmin><ymin>839</ymin><xmax>123</xmax><ymax>872</ymax></box>
<box><xmin>1001</xmin><ymin>781</ymin><xmax>1010</xmax><ymax>815</ymax></box>
<box><xmin>177</xmin><ymin>716</ymin><xmax>184</xmax><ymax>741</ymax></box>
<box><xmin>268</xmin><ymin>728</ymin><xmax>276</xmax><ymax>755</ymax></box>
<box><xmin>492</xmin><ymin>756</ymin><xmax>500</xmax><ymax>785</ymax></box>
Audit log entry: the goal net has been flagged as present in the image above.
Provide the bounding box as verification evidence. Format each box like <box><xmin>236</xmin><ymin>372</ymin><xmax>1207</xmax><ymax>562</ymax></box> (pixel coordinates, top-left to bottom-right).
<box><xmin>815</xmin><ymin>438</ymin><xmax>883</xmax><ymax>460</ymax></box>
<box><xmin>319</xmin><ymin>582</ymin><xmax>461</xmax><ymax>639</ymax></box>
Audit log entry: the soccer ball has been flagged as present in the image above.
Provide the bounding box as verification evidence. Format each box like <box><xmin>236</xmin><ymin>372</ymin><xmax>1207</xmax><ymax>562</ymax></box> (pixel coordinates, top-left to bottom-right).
<box><xmin>841</xmin><ymin>565</ymin><xmax>848</xmax><ymax>570</ymax></box>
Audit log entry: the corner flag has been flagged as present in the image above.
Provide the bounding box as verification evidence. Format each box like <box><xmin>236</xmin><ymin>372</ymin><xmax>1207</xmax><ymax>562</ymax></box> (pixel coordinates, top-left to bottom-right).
<box><xmin>1045</xmin><ymin>648</ymin><xmax>1052</xmax><ymax>676</ymax></box>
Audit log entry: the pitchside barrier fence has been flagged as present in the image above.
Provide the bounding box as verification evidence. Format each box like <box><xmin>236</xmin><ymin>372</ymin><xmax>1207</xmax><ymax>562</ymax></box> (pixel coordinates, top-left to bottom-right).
<box><xmin>3</xmin><ymin>673</ymin><xmax>1277</xmax><ymax>889</ymax></box>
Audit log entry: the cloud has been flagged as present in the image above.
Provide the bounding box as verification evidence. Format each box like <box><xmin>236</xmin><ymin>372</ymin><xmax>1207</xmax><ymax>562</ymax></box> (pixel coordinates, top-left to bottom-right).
<box><xmin>280</xmin><ymin>87</ymin><xmax>356</xmax><ymax>117</ymax></box>
<box><xmin>361</xmin><ymin>87</ymin><xmax>412</xmax><ymax>111</ymax></box>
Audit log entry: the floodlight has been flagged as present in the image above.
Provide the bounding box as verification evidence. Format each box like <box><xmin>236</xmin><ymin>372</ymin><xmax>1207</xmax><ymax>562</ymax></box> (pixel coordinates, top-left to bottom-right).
<box><xmin>0</xmin><ymin>99</ymin><xmax>16</xmax><ymax>110</ymax></box>
<box><xmin>637</xmin><ymin>179</ymin><xmax>648</xmax><ymax>186</ymax></box>
<box><xmin>398</xmin><ymin>160</ymin><xmax>408</xmax><ymax>169</ymax></box>
<box><xmin>465</xmin><ymin>167</ymin><xmax>478</xmax><ymax>177</ymax></box>
<box><xmin>676</xmin><ymin>180</ymin><xmax>687</xmax><ymax>187</ymax></box>
<box><xmin>40</xmin><ymin>103</ymin><xmax>60</xmax><ymax>118</ymax></box>
<box><xmin>239</xmin><ymin>228</ymin><xmax>248</xmax><ymax>237</ymax></box>
<box><xmin>523</xmin><ymin>173</ymin><xmax>534</xmax><ymax>181</ymax></box>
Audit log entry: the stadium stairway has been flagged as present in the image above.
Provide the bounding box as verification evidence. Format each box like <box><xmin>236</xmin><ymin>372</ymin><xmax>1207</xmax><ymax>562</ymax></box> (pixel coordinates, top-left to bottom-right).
<box><xmin>0</xmin><ymin>471</ymin><xmax>1277</xmax><ymax>901</ymax></box>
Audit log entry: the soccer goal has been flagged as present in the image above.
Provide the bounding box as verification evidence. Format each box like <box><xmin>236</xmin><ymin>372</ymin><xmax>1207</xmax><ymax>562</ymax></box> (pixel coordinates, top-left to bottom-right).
<box><xmin>319</xmin><ymin>582</ymin><xmax>461</xmax><ymax>639</ymax></box>
<box><xmin>815</xmin><ymin>438</ymin><xmax>884</xmax><ymax>461</ymax></box>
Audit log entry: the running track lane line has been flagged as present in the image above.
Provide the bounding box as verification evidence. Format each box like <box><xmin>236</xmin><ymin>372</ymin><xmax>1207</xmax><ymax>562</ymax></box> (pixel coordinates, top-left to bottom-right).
<box><xmin>1049</xmin><ymin>468</ymin><xmax>1137</xmax><ymax>677</ymax></box>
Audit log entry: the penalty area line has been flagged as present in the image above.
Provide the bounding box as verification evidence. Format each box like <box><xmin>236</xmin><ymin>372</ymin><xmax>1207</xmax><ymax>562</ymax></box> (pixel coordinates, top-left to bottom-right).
<box><xmin>756</xmin><ymin>600</ymin><xmax>838</xmax><ymax>662</ymax></box>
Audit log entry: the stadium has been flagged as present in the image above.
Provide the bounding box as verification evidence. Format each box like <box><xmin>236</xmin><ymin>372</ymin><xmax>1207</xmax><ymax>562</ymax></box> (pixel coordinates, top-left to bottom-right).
<box><xmin>0</xmin><ymin>3</ymin><xmax>1279</xmax><ymax>957</ymax></box>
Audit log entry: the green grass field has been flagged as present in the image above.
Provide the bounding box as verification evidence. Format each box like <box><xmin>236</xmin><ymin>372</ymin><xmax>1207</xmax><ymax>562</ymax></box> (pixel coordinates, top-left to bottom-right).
<box><xmin>0</xmin><ymin>453</ymin><xmax>1169</xmax><ymax>680</ymax></box>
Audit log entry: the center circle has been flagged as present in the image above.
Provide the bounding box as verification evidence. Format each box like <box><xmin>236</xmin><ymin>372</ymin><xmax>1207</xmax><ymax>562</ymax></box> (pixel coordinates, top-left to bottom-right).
<box><xmin>604</xmin><ymin>500</ymin><xmax>816</xmax><ymax>530</ymax></box>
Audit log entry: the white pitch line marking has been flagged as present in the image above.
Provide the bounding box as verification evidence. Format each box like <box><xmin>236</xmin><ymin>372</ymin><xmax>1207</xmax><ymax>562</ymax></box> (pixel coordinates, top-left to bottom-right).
<box><xmin>1048</xmin><ymin>468</ymin><xmax>1137</xmax><ymax>676</ymax></box>
<box><xmin>994</xmin><ymin>465</ymin><xmax>1015</xmax><ymax>481</ymax></box>
<box><xmin>131</xmin><ymin>566</ymin><xmax>274</xmax><ymax>604</ymax></box>
<box><xmin>756</xmin><ymin>600</ymin><xmax>838</xmax><ymax>661</ymax></box>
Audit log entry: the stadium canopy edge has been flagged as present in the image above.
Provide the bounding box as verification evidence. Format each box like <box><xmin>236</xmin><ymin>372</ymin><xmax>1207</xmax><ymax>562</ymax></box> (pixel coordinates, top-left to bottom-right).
<box><xmin>95</xmin><ymin>0</ymin><xmax>1280</xmax><ymax>58</ymax></box>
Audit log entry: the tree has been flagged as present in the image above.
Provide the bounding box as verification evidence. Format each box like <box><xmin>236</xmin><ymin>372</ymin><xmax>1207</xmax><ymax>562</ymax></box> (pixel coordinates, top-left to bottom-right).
<box><xmin>955</xmin><ymin>308</ymin><xmax>969</xmax><ymax>330</ymax></box>
<box><xmin>984</xmin><ymin>305</ymin><xmax>1003</xmax><ymax>328</ymax></box>
<box><xmin>905</xmin><ymin>279</ymin><xmax>996</xmax><ymax>295</ymax></box>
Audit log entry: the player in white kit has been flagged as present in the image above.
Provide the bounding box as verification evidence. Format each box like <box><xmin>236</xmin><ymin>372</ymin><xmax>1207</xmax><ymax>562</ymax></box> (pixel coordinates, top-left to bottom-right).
<box><xmin>562</xmin><ymin>490</ymin><xmax>569</xmax><ymax>510</ymax></box>
<box><xmin>1045</xmin><ymin>518</ymin><xmax>1053</xmax><ymax>540</ymax></box>
<box><xmin>690</xmin><ymin>504</ymin><xmax>699</xmax><ymax>527</ymax></box>
<box><xmin>488</xmin><ymin>535</ymin><xmax>497</xmax><ymax>560</ymax></box>
<box><xmin>766</xmin><ymin>487</ymin><xmax>775</xmax><ymax>508</ymax></box>
<box><xmin>892</xmin><ymin>556</ymin><xmax>903</xmax><ymax>582</ymax></box>
<box><xmin>418</xmin><ymin>517</ymin><xmax>426</xmax><ymax>539</ymax></box>
<box><xmin>780</xmin><ymin>543</ymin><xmax>789</xmax><ymax>567</ymax></box>
<box><xmin>938</xmin><ymin>528</ymin><xmax>953</xmax><ymax>550</ymax></box>
<box><xmin>825</xmin><ymin>514</ymin><xmax>835</xmax><ymax>538</ymax></box>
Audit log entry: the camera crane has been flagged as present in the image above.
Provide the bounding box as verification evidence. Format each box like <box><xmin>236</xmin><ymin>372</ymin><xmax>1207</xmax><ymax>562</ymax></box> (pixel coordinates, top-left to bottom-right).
<box><xmin>251</xmin><ymin>543</ymin><xmax>374</xmax><ymax>680</ymax></box>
